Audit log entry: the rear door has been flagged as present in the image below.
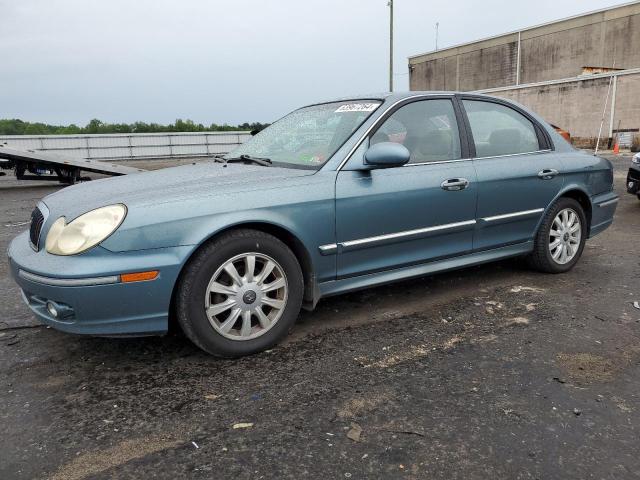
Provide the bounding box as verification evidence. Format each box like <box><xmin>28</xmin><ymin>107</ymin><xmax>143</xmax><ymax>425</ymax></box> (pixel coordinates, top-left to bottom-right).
<box><xmin>334</xmin><ymin>97</ymin><xmax>478</xmax><ymax>279</ymax></box>
<box><xmin>459</xmin><ymin>97</ymin><xmax>563</xmax><ymax>251</ymax></box>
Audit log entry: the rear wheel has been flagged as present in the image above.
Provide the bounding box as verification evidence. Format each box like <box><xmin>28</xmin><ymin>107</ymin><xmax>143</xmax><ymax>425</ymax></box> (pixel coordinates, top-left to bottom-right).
<box><xmin>527</xmin><ymin>198</ymin><xmax>587</xmax><ymax>273</ymax></box>
<box><xmin>176</xmin><ymin>229</ymin><xmax>303</xmax><ymax>357</ymax></box>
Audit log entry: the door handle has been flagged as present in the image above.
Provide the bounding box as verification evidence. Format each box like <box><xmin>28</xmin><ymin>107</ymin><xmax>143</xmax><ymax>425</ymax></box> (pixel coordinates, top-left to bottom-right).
<box><xmin>537</xmin><ymin>169</ymin><xmax>559</xmax><ymax>180</ymax></box>
<box><xmin>441</xmin><ymin>178</ymin><xmax>469</xmax><ymax>191</ymax></box>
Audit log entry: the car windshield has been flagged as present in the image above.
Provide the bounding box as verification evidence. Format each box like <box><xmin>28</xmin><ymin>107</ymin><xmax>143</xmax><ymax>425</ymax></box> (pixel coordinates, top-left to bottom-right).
<box><xmin>226</xmin><ymin>100</ymin><xmax>382</xmax><ymax>169</ymax></box>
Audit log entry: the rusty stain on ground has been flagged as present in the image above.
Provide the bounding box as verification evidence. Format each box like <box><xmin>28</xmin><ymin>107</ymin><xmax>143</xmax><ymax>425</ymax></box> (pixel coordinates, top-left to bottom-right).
<box><xmin>357</xmin><ymin>334</ymin><xmax>464</xmax><ymax>369</ymax></box>
<box><xmin>362</xmin><ymin>344</ymin><xmax>431</xmax><ymax>368</ymax></box>
<box><xmin>337</xmin><ymin>391</ymin><xmax>393</xmax><ymax>419</ymax></box>
<box><xmin>443</xmin><ymin>335</ymin><xmax>463</xmax><ymax>350</ymax></box>
<box><xmin>556</xmin><ymin>353</ymin><xmax>616</xmax><ymax>382</ymax></box>
<box><xmin>50</xmin><ymin>435</ymin><xmax>183</xmax><ymax>480</ymax></box>
<box><xmin>37</xmin><ymin>375</ymin><xmax>68</xmax><ymax>389</ymax></box>
<box><xmin>504</xmin><ymin>317</ymin><xmax>530</xmax><ymax>327</ymax></box>
<box><xmin>510</xmin><ymin>286</ymin><xmax>546</xmax><ymax>293</ymax></box>
<box><xmin>472</xmin><ymin>334</ymin><xmax>499</xmax><ymax>344</ymax></box>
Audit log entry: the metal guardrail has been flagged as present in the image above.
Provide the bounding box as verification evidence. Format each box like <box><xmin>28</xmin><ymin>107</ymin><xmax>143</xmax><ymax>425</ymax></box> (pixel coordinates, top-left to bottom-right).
<box><xmin>0</xmin><ymin>132</ymin><xmax>251</xmax><ymax>161</ymax></box>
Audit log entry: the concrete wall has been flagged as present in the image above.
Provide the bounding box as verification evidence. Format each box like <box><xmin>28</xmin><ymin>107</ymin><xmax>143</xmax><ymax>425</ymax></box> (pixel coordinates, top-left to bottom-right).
<box><xmin>614</xmin><ymin>72</ymin><xmax>640</xmax><ymax>135</ymax></box>
<box><xmin>409</xmin><ymin>2</ymin><xmax>640</xmax><ymax>91</ymax></box>
<box><xmin>478</xmin><ymin>70</ymin><xmax>640</xmax><ymax>139</ymax></box>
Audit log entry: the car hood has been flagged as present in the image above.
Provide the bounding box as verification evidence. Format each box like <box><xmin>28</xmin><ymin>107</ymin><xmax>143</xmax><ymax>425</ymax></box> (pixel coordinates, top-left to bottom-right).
<box><xmin>43</xmin><ymin>162</ymin><xmax>315</xmax><ymax>218</ymax></box>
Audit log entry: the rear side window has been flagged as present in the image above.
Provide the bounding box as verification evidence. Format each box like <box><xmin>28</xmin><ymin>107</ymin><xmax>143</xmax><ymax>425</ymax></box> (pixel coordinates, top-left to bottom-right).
<box><xmin>371</xmin><ymin>99</ymin><xmax>462</xmax><ymax>164</ymax></box>
<box><xmin>462</xmin><ymin>100</ymin><xmax>541</xmax><ymax>158</ymax></box>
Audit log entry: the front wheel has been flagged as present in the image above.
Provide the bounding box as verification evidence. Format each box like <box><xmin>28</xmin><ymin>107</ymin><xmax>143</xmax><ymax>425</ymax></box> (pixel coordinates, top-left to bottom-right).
<box><xmin>527</xmin><ymin>198</ymin><xmax>587</xmax><ymax>273</ymax></box>
<box><xmin>176</xmin><ymin>229</ymin><xmax>304</xmax><ymax>357</ymax></box>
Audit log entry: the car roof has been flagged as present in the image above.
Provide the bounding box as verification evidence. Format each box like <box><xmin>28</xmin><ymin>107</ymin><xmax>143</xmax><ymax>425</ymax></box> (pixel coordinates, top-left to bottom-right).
<box><xmin>305</xmin><ymin>91</ymin><xmax>498</xmax><ymax>107</ymax></box>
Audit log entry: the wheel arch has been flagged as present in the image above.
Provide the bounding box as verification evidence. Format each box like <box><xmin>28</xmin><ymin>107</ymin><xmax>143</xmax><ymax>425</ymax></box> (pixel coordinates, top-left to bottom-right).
<box><xmin>168</xmin><ymin>221</ymin><xmax>317</xmax><ymax>332</ymax></box>
<box><xmin>555</xmin><ymin>187</ymin><xmax>592</xmax><ymax>237</ymax></box>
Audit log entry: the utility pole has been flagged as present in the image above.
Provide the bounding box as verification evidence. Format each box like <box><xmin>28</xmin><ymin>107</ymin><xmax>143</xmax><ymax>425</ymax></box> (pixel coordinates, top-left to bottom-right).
<box><xmin>435</xmin><ymin>22</ymin><xmax>439</xmax><ymax>51</ymax></box>
<box><xmin>388</xmin><ymin>0</ymin><xmax>394</xmax><ymax>92</ymax></box>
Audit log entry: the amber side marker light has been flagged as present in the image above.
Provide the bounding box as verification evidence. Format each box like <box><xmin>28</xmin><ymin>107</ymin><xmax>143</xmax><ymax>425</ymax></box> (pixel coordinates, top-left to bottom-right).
<box><xmin>120</xmin><ymin>271</ymin><xmax>159</xmax><ymax>283</ymax></box>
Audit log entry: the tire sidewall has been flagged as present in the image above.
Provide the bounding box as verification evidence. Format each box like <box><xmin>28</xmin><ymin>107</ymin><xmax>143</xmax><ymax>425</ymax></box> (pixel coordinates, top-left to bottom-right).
<box><xmin>541</xmin><ymin>198</ymin><xmax>587</xmax><ymax>273</ymax></box>
<box><xmin>179</xmin><ymin>232</ymin><xmax>303</xmax><ymax>357</ymax></box>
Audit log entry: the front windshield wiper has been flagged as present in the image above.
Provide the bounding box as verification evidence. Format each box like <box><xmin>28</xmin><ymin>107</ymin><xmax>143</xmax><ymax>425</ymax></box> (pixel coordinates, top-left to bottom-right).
<box><xmin>225</xmin><ymin>154</ymin><xmax>272</xmax><ymax>167</ymax></box>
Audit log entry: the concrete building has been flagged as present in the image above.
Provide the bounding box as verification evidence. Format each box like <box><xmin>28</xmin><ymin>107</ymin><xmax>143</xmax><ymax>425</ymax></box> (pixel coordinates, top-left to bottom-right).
<box><xmin>408</xmin><ymin>1</ymin><xmax>640</xmax><ymax>144</ymax></box>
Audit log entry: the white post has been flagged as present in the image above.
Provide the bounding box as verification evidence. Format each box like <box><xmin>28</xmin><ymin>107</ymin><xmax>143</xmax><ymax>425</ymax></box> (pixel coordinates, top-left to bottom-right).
<box><xmin>608</xmin><ymin>74</ymin><xmax>618</xmax><ymax>139</ymax></box>
<box><xmin>595</xmin><ymin>61</ymin><xmax>616</xmax><ymax>155</ymax></box>
<box><xmin>516</xmin><ymin>31</ymin><xmax>521</xmax><ymax>86</ymax></box>
<box><xmin>388</xmin><ymin>0</ymin><xmax>394</xmax><ymax>92</ymax></box>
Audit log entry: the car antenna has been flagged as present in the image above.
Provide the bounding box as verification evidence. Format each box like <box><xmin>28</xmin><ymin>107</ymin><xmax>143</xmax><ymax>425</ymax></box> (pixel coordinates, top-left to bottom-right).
<box><xmin>594</xmin><ymin>57</ymin><xmax>616</xmax><ymax>156</ymax></box>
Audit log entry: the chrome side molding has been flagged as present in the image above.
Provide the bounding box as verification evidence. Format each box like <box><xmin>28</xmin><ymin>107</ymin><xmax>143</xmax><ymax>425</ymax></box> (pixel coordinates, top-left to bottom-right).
<box><xmin>319</xmin><ymin>209</ymin><xmax>549</xmax><ymax>255</ymax></box>
<box><xmin>597</xmin><ymin>197</ymin><xmax>618</xmax><ymax>208</ymax></box>
<box><xmin>481</xmin><ymin>208</ymin><xmax>544</xmax><ymax>223</ymax></box>
<box><xmin>319</xmin><ymin>220</ymin><xmax>476</xmax><ymax>254</ymax></box>
<box><xmin>318</xmin><ymin>244</ymin><xmax>338</xmax><ymax>256</ymax></box>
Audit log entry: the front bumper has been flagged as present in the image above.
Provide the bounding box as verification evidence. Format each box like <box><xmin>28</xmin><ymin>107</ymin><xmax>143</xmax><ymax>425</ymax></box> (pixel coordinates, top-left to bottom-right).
<box><xmin>627</xmin><ymin>165</ymin><xmax>640</xmax><ymax>195</ymax></box>
<box><xmin>7</xmin><ymin>231</ymin><xmax>192</xmax><ymax>336</ymax></box>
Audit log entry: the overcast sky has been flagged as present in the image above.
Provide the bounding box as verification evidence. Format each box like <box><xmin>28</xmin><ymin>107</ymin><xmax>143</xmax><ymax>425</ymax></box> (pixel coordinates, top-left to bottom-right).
<box><xmin>0</xmin><ymin>0</ymin><xmax>627</xmax><ymax>125</ymax></box>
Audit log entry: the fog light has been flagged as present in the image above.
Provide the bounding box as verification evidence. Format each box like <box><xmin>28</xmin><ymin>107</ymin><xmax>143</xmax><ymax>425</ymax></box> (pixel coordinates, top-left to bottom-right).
<box><xmin>46</xmin><ymin>301</ymin><xmax>59</xmax><ymax>318</ymax></box>
<box><xmin>629</xmin><ymin>181</ymin><xmax>636</xmax><ymax>189</ymax></box>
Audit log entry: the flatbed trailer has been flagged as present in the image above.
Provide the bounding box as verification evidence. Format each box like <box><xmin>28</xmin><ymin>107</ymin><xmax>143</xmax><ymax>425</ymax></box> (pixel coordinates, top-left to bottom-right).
<box><xmin>0</xmin><ymin>145</ymin><xmax>145</xmax><ymax>184</ymax></box>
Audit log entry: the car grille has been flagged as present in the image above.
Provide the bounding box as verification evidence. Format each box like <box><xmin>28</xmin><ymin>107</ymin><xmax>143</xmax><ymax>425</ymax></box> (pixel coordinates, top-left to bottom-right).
<box><xmin>29</xmin><ymin>206</ymin><xmax>45</xmax><ymax>250</ymax></box>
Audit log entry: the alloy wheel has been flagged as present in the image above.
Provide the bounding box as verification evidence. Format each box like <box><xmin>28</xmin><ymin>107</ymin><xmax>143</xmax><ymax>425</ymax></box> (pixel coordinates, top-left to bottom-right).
<box><xmin>549</xmin><ymin>208</ymin><xmax>581</xmax><ymax>265</ymax></box>
<box><xmin>205</xmin><ymin>253</ymin><xmax>288</xmax><ymax>341</ymax></box>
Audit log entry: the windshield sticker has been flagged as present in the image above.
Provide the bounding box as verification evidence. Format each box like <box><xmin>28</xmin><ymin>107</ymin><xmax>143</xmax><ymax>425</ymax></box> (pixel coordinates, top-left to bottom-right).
<box><xmin>299</xmin><ymin>154</ymin><xmax>325</xmax><ymax>164</ymax></box>
<box><xmin>335</xmin><ymin>103</ymin><xmax>379</xmax><ymax>113</ymax></box>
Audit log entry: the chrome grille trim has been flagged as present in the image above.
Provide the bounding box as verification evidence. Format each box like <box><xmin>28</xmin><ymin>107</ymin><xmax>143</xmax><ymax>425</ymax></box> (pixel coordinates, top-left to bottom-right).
<box><xmin>18</xmin><ymin>270</ymin><xmax>120</xmax><ymax>287</ymax></box>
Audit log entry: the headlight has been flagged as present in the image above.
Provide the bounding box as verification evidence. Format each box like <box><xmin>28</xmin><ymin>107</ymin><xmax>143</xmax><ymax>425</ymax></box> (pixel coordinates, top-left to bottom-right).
<box><xmin>45</xmin><ymin>204</ymin><xmax>127</xmax><ymax>256</ymax></box>
<box><xmin>633</xmin><ymin>153</ymin><xmax>640</xmax><ymax>164</ymax></box>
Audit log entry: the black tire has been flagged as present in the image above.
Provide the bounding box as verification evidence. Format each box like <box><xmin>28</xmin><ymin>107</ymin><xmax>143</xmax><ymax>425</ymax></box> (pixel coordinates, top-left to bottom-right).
<box><xmin>527</xmin><ymin>197</ymin><xmax>587</xmax><ymax>274</ymax></box>
<box><xmin>176</xmin><ymin>229</ymin><xmax>303</xmax><ymax>357</ymax></box>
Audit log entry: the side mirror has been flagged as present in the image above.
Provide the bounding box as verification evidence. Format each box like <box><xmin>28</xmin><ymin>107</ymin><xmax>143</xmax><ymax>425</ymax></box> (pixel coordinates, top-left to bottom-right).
<box><xmin>363</xmin><ymin>142</ymin><xmax>410</xmax><ymax>168</ymax></box>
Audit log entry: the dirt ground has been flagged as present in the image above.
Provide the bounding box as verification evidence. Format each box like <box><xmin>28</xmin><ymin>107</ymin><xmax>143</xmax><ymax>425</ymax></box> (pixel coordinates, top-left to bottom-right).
<box><xmin>0</xmin><ymin>154</ymin><xmax>638</xmax><ymax>479</ymax></box>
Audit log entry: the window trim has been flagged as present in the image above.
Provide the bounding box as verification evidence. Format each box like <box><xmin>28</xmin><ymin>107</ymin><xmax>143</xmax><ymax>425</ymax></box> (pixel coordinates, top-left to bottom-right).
<box><xmin>456</xmin><ymin>95</ymin><xmax>554</xmax><ymax>160</ymax></box>
<box><xmin>368</xmin><ymin>96</ymin><xmax>468</xmax><ymax>165</ymax></box>
<box><xmin>336</xmin><ymin>94</ymin><xmax>470</xmax><ymax>171</ymax></box>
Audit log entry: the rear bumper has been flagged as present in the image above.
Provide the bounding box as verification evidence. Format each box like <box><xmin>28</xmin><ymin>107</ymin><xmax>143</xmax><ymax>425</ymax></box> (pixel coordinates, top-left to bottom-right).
<box><xmin>589</xmin><ymin>191</ymin><xmax>618</xmax><ymax>238</ymax></box>
<box><xmin>7</xmin><ymin>231</ymin><xmax>192</xmax><ymax>336</ymax></box>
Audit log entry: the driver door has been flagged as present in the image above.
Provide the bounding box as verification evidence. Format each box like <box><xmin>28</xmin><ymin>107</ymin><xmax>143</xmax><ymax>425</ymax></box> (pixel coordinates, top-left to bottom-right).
<box><xmin>334</xmin><ymin>98</ymin><xmax>478</xmax><ymax>279</ymax></box>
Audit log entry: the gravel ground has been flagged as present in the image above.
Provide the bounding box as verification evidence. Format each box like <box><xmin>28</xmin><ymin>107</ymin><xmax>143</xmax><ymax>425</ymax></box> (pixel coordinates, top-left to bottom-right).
<box><xmin>0</xmin><ymin>154</ymin><xmax>638</xmax><ymax>479</ymax></box>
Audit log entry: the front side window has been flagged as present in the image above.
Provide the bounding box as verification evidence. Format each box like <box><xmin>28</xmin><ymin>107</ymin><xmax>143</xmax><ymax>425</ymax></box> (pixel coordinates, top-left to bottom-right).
<box><xmin>462</xmin><ymin>100</ymin><xmax>541</xmax><ymax>157</ymax></box>
<box><xmin>370</xmin><ymin>99</ymin><xmax>462</xmax><ymax>164</ymax></box>
<box><xmin>228</xmin><ymin>100</ymin><xmax>381</xmax><ymax>169</ymax></box>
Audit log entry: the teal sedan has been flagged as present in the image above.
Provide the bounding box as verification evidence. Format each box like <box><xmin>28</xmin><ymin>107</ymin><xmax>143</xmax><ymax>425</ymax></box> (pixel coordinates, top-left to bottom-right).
<box><xmin>8</xmin><ymin>92</ymin><xmax>618</xmax><ymax>357</ymax></box>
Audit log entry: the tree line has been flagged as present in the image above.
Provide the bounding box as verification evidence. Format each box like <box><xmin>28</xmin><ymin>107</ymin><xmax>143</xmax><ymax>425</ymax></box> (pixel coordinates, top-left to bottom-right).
<box><xmin>0</xmin><ymin>118</ymin><xmax>270</xmax><ymax>136</ymax></box>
